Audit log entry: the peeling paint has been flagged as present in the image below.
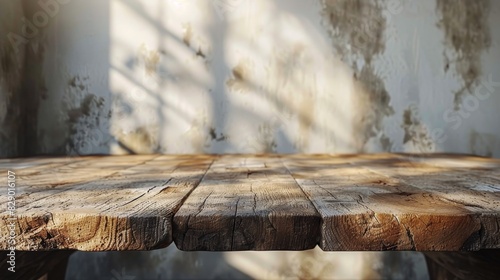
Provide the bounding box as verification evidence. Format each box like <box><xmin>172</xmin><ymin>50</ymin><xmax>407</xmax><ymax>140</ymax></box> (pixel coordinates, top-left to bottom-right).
<box><xmin>62</xmin><ymin>75</ymin><xmax>107</xmax><ymax>155</ymax></box>
<box><xmin>208</xmin><ymin>127</ymin><xmax>228</xmax><ymax>142</ymax></box>
<box><xmin>401</xmin><ymin>105</ymin><xmax>434</xmax><ymax>153</ymax></box>
<box><xmin>184</xmin><ymin>114</ymin><xmax>208</xmax><ymax>153</ymax></box>
<box><xmin>183</xmin><ymin>24</ymin><xmax>193</xmax><ymax>47</ymax></box>
<box><xmin>322</xmin><ymin>0</ymin><xmax>386</xmax><ymax>64</ymax></box>
<box><xmin>380</xmin><ymin>134</ymin><xmax>393</xmax><ymax>152</ymax></box>
<box><xmin>322</xmin><ymin>0</ymin><xmax>394</xmax><ymax>152</ymax></box>
<box><xmin>226</xmin><ymin>60</ymin><xmax>253</xmax><ymax>94</ymax></box>
<box><xmin>437</xmin><ymin>0</ymin><xmax>491</xmax><ymax>109</ymax></box>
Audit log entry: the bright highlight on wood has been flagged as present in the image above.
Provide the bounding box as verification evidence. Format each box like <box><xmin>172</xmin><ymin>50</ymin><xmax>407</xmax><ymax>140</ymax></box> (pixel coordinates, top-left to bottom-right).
<box><xmin>0</xmin><ymin>154</ymin><xmax>499</xmax><ymax>252</ymax></box>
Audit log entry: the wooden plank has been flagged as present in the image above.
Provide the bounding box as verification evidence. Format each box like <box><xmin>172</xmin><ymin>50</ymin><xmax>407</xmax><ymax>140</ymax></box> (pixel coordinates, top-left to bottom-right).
<box><xmin>355</xmin><ymin>154</ymin><xmax>500</xmax><ymax>250</ymax></box>
<box><xmin>11</xmin><ymin>155</ymin><xmax>157</xmax><ymax>187</ymax></box>
<box><xmin>282</xmin><ymin>154</ymin><xmax>500</xmax><ymax>251</ymax></box>
<box><xmin>0</xmin><ymin>155</ymin><xmax>214</xmax><ymax>251</ymax></box>
<box><xmin>173</xmin><ymin>155</ymin><xmax>321</xmax><ymax>251</ymax></box>
<box><xmin>0</xmin><ymin>153</ymin><xmax>499</xmax><ymax>253</ymax></box>
<box><xmin>0</xmin><ymin>156</ymin><xmax>87</xmax><ymax>177</ymax></box>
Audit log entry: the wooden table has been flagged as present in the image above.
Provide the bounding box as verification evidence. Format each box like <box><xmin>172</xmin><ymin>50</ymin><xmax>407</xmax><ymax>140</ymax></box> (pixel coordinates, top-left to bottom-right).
<box><xmin>1</xmin><ymin>154</ymin><xmax>499</xmax><ymax>279</ymax></box>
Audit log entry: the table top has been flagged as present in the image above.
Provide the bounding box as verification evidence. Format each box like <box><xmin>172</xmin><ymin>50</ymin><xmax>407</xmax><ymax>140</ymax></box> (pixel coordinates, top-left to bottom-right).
<box><xmin>1</xmin><ymin>154</ymin><xmax>499</xmax><ymax>252</ymax></box>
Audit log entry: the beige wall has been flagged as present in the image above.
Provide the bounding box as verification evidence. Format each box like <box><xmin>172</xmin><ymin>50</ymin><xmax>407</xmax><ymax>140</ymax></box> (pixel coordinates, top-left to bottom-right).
<box><xmin>2</xmin><ymin>1</ymin><xmax>499</xmax><ymax>157</ymax></box>
<box><xmin>27</xmin><ymin>0</ymin><xmax>500</xmax><ymax>158</ymax></box>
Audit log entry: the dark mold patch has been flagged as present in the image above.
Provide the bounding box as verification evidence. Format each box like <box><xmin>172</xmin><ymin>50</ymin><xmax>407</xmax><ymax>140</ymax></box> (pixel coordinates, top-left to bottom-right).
<box><xmin>208</xmin><ymin>127</ymin><xmax>228</xmax><ymax>142</ymax></box>
<box><xmin>437</xmin><ymin>0</ymin><xmax>491</xmax><ymax>109</ymax></box>
<box><xmin>380</xmin><ymin>134</ymin><xmax>393</xmax><ymax>152</ymax></box>
<box><xmin>196</xmin><ymin>47</ymin><xmax>206</xmax><ymax>59</ymax></box>
<box><xmin>323</xmin><ymin>0</ymin><xmax>386</xmax><ymax>63</ymax></box>
<box><xmin>322</xmin><ymin>0</ymin><xmax>394</xmax><ymax>152</ymax></box>
<box><xmin>116</xmin><ymin>126</ymin><xmax>159</xmax><ymax>154</ymax></box>
<box><xmin>470</xmin><ymin>130</ymin><xmax>495</xmax><ymax>157</ymax></box>
<box><xmin>401</xmin><ymin>105</ymin><xmax>434</xmax><ymax>152</ymax></box>
<box><xmin>139</xmin><ymin>44</ymin><xmax>161</xmax><ymax>76</ymax></box>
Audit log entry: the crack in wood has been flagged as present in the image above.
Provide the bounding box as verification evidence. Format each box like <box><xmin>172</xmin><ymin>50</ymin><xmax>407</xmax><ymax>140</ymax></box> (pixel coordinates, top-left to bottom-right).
<box><xmin>404</xmin><ymin>224</ymin><xmax>417</xmax><ymax>250</ymax></box>
<box><xmin>231</xmin><ymin>197</ymin><xmax>241</xmax><ymax>250</ymax></box>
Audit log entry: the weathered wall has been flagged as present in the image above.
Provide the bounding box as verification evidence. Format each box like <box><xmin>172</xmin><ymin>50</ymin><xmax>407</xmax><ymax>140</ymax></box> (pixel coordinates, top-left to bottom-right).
<box><xmin>0</xmin><ymin>0</ymin><xmax>24</xmax><ymax>157</ymax></box>
<box><xmin>29</xmin><ymin>0</ymin><xmax>500</xmax><ymax>157</ymax></box>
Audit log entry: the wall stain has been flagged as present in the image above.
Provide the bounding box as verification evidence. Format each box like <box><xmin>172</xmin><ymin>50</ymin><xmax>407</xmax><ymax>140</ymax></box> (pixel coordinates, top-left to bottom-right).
<box><xmin>62</xmin><ymin>75</ymin><xmax>107</xmax><ymax>155</ymax></box>
<box><xmin>115</xmin><ymin>126</ymin><xmax>159</xmax><ymax>154</ymax></box>
<box><xmin>353</xmin><ymin>65</ymin><xmax>395</xmax><ymax>150</ymax></box>
<box><xmin>226</xmin><ymin>60</ymin><xmax>252</xmax><ymax>94</ymax></box>
<box><xmin>322</xmin><ymin>0</ymin><xmax>394</xmax><ymax>152</ymax></box>
<box><xmin>437</xmin><ymin>0</ymin><xmax>491</xmax><ymax>110</ymax></box>
<box><xmin>139</xmin><ymin>43</ymin><xmax>161</xmax><ymax>76</ymax></box>
<box><xmin>195</xmin><ymin>47</ymin><xmax>206</xmax><ymax>59</ymax></box>
<box><xmin>208</xmin><ymin>127</ymin><xmax>228</xmax><ymax>142</ymax></box>
<box><xmin>183</xmin><ymin>24</ymin><xmax>193</xmax><ymax>47</ymax></box>
<box><xmin>0</xmin><ymin>1</ymin><xmax>25</xmax><ymax>157</ymax></box>
<box><xmin>401</xmin><ymin>105</ymin><xmax>434</xmax><ymax>152</ymax></box>
<box><xmin>257</xmin><ymin>123</ymin><xmax>277</xmax><ymax>153</ymax></box>
<box><xmin>323</xmin><ymin>0</ymin><xmax>386</xmax><ymax>64</ymax></box>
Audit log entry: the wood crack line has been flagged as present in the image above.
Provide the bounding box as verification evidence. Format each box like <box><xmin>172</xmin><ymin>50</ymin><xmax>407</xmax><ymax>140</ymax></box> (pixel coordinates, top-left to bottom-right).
<box><xmin>250</xmin><ymin>183</ymin><xmax>257</xmax><ymax>214</ymax></box>
<box><xmin>231</xmin><ymin>198</ymin><xmax>241</xmax><ymax>251</ymax></box>
<box><xmin>280</xmin><ymin>157</ymin><xmax>321</xmax><ymax>217</ymax></box>
<box><xmin>174</xmin><ymin>157</ymin><xmax>216</xmax><ymax>217</ymax></box>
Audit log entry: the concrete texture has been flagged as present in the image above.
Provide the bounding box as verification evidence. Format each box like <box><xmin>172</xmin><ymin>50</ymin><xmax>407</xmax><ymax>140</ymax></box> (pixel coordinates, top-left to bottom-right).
<box><xmin>24</xmin><ymin>0</ymin><xmax>500</xmax><ymax>157</ymax></box>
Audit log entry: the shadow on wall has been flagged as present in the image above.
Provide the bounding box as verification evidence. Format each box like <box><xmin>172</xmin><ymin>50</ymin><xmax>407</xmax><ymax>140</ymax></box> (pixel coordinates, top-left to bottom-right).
<box><xmin>106</xmin><ymin>0</ymin><xmax>392</xmax><ymax>155</ymax></box>
<box><xmin>10</xmin><ymin>0</ymin><xmax>499</xmax><ymax>157</ymax></box>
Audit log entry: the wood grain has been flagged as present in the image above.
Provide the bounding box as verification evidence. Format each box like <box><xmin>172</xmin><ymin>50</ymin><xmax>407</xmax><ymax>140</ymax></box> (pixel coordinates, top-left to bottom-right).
<box><xmin>282</xmin><ymin>154</ymin><xmax>500</xmax><ymax>251</ymax></box>
<box><xmin>173</xmin><ymin>155</ymin><xmax>321</xmax><ymax>251</ymax></box>
<box><xmin>0</xmin><ymin>153</ymin><xmax>499</xmax><ymax>252</ymax></box>
<box><xmin>0</xmin><ymin>155</ymin><xmax>214</xmax><ymax>251</ymax></box>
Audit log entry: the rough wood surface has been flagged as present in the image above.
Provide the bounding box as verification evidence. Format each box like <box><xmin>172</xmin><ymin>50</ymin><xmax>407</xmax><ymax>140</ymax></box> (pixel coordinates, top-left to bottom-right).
<box><xmin>0</xmin><ymin>154</ymin><xmax>499</xmax><ymax>252</ymax></box>
<box><xmin>173</xmin><ymin>155</ymin><xmax>321</xmax><ymax>251</ymax></box>
<box><xmin>0</xmin><ymin>155</ymin><xmax>214</xmax><ymax>251</ymax></box>
<box><xmin>282</xmin><ymin>154</ymin><xmax>500</xmax><ymax>251</ymax></box>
